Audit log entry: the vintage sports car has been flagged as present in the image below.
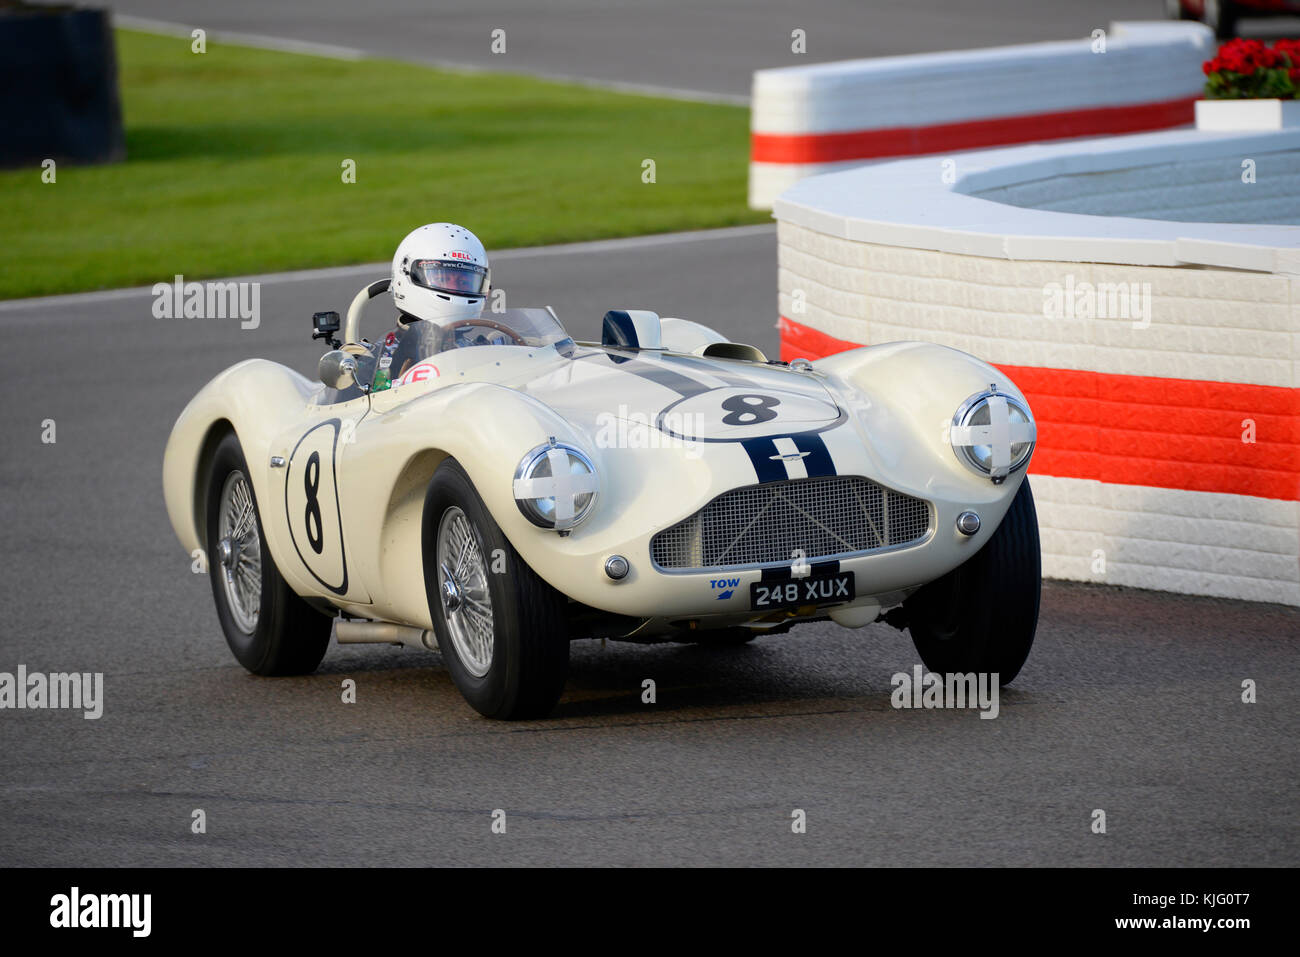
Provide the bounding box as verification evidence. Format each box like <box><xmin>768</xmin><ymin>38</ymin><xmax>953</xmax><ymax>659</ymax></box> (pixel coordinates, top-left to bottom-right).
<box><xmin>163</xmin><ymin>280</ymin><xmax>1040</xmax><ymax>718</ymax></box>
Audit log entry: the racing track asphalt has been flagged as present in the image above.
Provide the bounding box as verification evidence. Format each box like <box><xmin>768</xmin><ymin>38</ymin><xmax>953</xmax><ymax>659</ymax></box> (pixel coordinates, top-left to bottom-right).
<box><xmin>105</xmin><ymin>0</ymin><xmax>1169</xmax><ymax>101</ymax></box>
<box><xmin>0</xmin><ymin>226</ymin><xmax>1296</xmax><ymax>867</ymax></box>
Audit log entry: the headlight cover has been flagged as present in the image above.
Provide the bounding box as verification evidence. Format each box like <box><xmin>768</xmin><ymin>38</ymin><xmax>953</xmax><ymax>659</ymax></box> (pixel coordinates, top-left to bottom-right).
<box><xmin>950</xmin><ymin>386</ymin><xmax>1036</xmax><ymax>483</ymax></box>
<box><xmin>512</xmin><ymin>439</ymin><xmax>599</xmax><ymax>531</ymax></box>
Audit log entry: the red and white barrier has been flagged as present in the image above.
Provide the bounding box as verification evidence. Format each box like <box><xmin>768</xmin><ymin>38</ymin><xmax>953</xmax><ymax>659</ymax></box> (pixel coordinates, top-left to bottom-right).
<box><xmin>772</xmin><ymin>128</ymin><xmax>1300</xmax><ymax>606</ymax></box>
<box><xmin>749</xmin><ymin>21</ymin><xmax>1214</xmax><ymax>209</ymax></box>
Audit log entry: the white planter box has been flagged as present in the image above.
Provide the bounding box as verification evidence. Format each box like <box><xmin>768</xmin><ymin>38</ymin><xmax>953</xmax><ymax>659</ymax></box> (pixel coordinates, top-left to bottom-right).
<box><xmin>1195</xmin><ymin>98</ymin><xmax>1300</xmax><ymax>131</ymax></box>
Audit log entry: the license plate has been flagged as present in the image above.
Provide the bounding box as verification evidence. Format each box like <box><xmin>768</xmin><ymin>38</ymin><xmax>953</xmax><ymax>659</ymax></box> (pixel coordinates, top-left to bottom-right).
<box><xmin>750</xmin><ymin>572</ymin><xmax>855</xmax><ymax>611</ymax></box>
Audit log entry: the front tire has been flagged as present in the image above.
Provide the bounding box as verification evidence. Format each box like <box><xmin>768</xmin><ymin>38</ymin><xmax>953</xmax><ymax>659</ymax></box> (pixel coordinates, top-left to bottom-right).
<box><xmin>903</xmin><ymin>477</ymin><xmax>1041</xmax><ymax>684</ymax></box>
<box><xmin>423</xmin><ymin>459</ymin><xmax>569</xmax><ymax>719</ymax></box>
<box><xmin>205</xmin><ymin>433</ymin><xmax>332</xmax><ymax>675</ymax></box>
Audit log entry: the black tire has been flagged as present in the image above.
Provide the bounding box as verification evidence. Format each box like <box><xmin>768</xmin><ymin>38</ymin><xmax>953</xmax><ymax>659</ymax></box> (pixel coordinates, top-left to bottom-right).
<box><xmin>903</xmin><ymin>477</ymin><xmax>1041</xmax><ymax>685</ymax></box>
<box><xmin>205</xmin><ymin>432</ymin><xmax>332</xmax><ymax>676</ymax></box>
<box><xmin>422</xmin><ymin>459</ymin><xmax>569</xmax><ymax>719</ymax></box>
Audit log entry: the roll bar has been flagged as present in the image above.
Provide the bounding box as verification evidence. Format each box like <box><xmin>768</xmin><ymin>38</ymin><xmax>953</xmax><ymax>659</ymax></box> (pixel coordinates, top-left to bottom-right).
<box><xmin>344</xmin><ymin>278</ymin><xmax>391</xmax><ymax>345</ymax></box>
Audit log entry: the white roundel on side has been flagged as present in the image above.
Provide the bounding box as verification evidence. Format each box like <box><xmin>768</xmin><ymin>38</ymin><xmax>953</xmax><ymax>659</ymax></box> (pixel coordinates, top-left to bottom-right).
<box><xmin>397</xmin><ymin>361</ymin><xmax>440</xmax><ymax>387</ymax></box>
<box><xmin>657</xmin><ymin>387</ymin><xmax>842</xmax><ymax>442</ymax></box>
<box><xmin>284</xmin><ymin>420</ymin><xmax>347</xmax><ymax>594</ymax></box>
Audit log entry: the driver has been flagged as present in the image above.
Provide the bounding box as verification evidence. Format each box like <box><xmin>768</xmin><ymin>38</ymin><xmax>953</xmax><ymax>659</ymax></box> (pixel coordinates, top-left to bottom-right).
<box><xmin>371</xmin><ymin>222</ymin><xmax>494</xmax><ymax>391</ymax></box>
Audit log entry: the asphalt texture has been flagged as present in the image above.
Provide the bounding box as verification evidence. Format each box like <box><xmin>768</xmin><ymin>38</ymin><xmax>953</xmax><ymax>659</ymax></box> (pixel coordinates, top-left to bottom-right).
<box><xmin>104</xmin><ymin>0</ymin><xmax>1162</xmax><ymax>99</ymax></box>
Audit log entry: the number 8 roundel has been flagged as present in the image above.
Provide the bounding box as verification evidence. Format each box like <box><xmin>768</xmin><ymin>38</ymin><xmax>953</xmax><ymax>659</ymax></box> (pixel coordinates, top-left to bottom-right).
<box><xmin>284</xmin><ymin>420</ymin><xmax>349</xmax><ymax>594</ymax></box>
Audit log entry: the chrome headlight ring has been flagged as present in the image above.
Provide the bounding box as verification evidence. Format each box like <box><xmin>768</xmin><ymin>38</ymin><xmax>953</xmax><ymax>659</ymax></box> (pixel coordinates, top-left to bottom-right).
<box><xmin>512</xmin><ymin>438</ymin><xmax>599</xmax><ymax>531</ymax></box>
<box><xmin>950</xmin><ymin>384</ymin><xmax>1036</xmax><ymax>484</ymax></box>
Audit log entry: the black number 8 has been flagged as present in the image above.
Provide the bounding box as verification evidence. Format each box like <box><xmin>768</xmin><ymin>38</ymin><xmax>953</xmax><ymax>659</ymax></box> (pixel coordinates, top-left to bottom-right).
<box><xmin>721</xmin><ymin>393</ymin><xmax>780</xmax><ymax>426</ymax></box>
<box><xmin>304</xmin><ymin>451</ymin><xmax>324</xmax><ymax>555</ymax></box>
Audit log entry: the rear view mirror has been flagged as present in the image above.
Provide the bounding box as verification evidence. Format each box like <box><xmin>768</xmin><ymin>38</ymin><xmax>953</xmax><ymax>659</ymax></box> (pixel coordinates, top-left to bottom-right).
<box><xmin>318</xmin><ymin>350</ymin><xmax>357</xmax><ymax>390</ymax></box>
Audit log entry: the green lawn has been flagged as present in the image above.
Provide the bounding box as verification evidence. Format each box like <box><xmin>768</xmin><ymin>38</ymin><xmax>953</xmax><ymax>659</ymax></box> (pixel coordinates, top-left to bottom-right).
<box><xmin>0</xmin><ymin>30</ymin><xmax>765</xmax><ymax>300</ymax></box>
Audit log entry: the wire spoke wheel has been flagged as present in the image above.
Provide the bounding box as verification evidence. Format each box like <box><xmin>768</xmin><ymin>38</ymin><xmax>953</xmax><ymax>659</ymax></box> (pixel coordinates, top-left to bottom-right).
<box><xmin>204</xmin><ymin>433</ymin><xmax>331</xmax><ymax>676</ymax></box>
<box><xmin>437</xmin><ymin>506</ymin><xmax>495</xmax><ymax>677</ymax></box>
<box><xmin>217</xmin><ymin>470</ymin><xmax>262</xmax><ymax>634</ymax></box>
<box><xmin>423</xmin><ymin>459</ymin><xmax>569</xmax><ymax>718</ymax></box>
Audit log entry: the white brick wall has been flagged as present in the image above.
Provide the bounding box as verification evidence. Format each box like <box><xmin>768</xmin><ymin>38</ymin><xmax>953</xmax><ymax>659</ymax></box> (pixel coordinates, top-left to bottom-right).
<box><xmin>771</xmin><ymin>128</ymin><xmax>1300</xmax><ymax>606</ymax></box>
<box><xmin>1032</xmin><ymin>476</ymin><xmax>1300</xmax><ymax>606</ymax></box>
<box><xmin>778</xmin><ymin>223</ymin><xmax>1300</xmax><ymax>605</ymax></box>
<box><xmin>778</xmin><ymin>221</ymin><xmax>1298</xmax><ymax>387</ymax></box>
<box><xmin>749</xmin><ymin>21</ymin><xmax>1214</xmax><ymax>208</ymax></box>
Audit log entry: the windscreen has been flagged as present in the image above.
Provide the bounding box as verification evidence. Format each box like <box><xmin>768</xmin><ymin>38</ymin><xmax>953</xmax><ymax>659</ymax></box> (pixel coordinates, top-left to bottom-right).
<box><xmin>368</xmin><ymin>307</ymin><xmax>575</xmax><ymax>390</ymax></box>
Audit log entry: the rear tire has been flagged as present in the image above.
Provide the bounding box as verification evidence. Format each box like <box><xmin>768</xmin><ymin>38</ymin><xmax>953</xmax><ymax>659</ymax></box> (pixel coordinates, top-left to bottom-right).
<box><xmin>423</xmin><ymin>459</ymin><xmax>569</xmax><ymax>719</ymax></box>
<box><xmin>903</xmin><ymin>478</ymin><xmax>1041</xmax><ymax>684</ymax></box>
<box><xmin>205</xmin><ymin>433</ymin><xmax>332</xmax><ymax>676</ymax></box>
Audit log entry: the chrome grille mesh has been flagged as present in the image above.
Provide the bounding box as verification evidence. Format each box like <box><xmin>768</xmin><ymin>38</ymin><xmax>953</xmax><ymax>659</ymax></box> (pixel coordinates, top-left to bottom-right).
<box><xmin>650</xmin><ymin>476</ymin><xmax>932</xmax><ymax>571</ymax></box>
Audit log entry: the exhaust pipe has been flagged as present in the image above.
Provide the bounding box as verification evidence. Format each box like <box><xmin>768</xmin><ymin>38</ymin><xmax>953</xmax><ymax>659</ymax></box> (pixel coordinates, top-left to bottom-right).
<box><xmin>335</xmin><ymin>619</ymin><xmax>437</xmax><ymax>651</ymax></box>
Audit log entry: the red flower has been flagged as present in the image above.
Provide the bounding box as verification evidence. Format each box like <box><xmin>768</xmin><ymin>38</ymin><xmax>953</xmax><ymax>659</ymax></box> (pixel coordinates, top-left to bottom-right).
<box><xmin>1274</xmin><ymin>38</ymin><xmax>1300</xmax><ymax>69</ymax></box>
<box><xmin>1205</xmin><ymin>37</ymin><xmax>1300</xmax><ymax>95</ymax></box>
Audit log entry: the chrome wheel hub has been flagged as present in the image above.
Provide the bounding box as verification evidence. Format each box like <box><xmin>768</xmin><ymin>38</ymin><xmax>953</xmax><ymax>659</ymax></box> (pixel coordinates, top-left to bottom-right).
<box><xmin>436</xmin><ymin>506</ymin><xmax>494</xmax><ymax>678</ymax></box>
<box><xmin>217</xmin><ymin>471</ymin><xmax>262</xmax><ymax>634</ymax></box>
<box><xmin>440</xmin><ymin>565</ymin><xmax>463</xmax><ymax>614</ymax></box>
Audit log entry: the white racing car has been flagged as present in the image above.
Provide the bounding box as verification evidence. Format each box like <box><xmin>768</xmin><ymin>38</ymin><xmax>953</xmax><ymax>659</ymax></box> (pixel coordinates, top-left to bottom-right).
<box><xmin>163</xmin><ymin>281</ymin><xmax>1041</xmax><ymax>719</ymax></box>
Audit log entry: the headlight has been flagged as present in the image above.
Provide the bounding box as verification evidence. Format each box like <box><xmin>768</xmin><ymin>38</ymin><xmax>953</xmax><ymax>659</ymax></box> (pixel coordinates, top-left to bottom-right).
<box><xmin>950</xmin><ymin>385</ymin><xmax>1036</xmax><ymax>483</ymax></box>
<box><xmin>512</xmin><ymin>439</ymin><xmax>599</xmax><ymax>530</ymax></box>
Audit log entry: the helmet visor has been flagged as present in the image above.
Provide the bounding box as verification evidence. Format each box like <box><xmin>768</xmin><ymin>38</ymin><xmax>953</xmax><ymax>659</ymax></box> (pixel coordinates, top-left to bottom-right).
<box><xmin>409</xmin><ymin>259</ymin><xmax>488</xmax><ymax>297</ymax></box>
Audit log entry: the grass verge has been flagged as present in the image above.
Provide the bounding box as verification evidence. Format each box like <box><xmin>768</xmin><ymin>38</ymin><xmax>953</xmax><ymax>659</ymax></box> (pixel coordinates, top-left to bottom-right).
<box><xmin>0</xmin><ymin>29</ymin><xmax>766</xmax><ymax>299</ymax></box>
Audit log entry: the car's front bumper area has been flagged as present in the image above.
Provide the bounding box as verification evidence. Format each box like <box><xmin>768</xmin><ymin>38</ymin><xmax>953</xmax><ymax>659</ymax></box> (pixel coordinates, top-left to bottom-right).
<box><xmin>516</xmin><ymin>471</ymin><xmax>1026</xmax><ymax>624</ymax></box>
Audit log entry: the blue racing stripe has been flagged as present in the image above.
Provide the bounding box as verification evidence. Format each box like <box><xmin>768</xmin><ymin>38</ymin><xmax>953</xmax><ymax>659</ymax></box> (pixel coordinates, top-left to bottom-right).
<box><xmin>790</xmin><ymin>432</ymin><xmax>836</xmax><ymax>478</ymax></box>
<box><xmin>741</xmin><ymin>438</ymin><xmax>787</xmax><ymax>484</ymax></box>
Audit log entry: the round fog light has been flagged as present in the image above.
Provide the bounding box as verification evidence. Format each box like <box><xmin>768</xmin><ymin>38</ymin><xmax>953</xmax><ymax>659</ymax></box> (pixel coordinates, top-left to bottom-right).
<box><xmin>604</xmin><ymin>555</ymin><xmax>630</xmax><ymax>580</ymax></box>
<box><xmin>956</xmin><ymin>511</ymin><xmax>981</xmax><ymax>536</ymax></box>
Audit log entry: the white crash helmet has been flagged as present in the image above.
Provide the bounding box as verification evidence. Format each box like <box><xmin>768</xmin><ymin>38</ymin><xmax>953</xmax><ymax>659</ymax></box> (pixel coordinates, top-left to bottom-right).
<box><xmin>391</xmin><ymin>223</ymin><xmax>490</xmax><ymax>324</ymax></box>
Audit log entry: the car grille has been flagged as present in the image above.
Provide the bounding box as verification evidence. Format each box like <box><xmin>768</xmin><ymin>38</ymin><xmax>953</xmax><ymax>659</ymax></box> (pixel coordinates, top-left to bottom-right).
<box><xmin>650</xmin><ymin>475</ymin><xmax>932</xmax><ymax>571</ymax></box>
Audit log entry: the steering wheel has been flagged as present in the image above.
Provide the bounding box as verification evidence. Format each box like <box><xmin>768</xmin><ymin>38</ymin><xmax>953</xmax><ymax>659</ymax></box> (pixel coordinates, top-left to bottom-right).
<box><xmin>444</xmin><ymin>318</ymin><xmax>528</xmax><ymax>348</ymax></box>
<box><xmin>343</xmin><ymin>281</ymin><xmax>527</xmax><ymax>349</ymax></box>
